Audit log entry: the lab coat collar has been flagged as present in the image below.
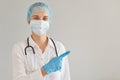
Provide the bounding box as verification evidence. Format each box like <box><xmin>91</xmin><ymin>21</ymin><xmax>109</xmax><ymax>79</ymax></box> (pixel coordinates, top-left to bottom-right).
<box><xmin>28</xmin><ymin>35</ymin><xmax>55</xmax><ymax>48</ymax></box>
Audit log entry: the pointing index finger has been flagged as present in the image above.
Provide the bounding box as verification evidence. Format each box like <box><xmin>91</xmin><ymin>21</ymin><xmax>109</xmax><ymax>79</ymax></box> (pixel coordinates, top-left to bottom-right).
<box><xmin>59</xmin><ymin>51</ymin><xmax>70</xmax><ymax>59</ymax></box>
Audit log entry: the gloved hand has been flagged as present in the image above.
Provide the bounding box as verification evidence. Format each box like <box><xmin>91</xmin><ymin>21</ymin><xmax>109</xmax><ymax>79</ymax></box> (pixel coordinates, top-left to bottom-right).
<box><xmin>42</xmin><ymin>51</ymin><xmax>70</xmax><ymax>74</ymax></box>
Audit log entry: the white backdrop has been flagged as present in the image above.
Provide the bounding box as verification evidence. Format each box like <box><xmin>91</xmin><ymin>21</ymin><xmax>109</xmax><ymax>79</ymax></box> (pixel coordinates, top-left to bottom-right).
<box><xmin>0</xmin><ymin>0</ymin><xmax>120</xmax><ymax>80</ymax></box>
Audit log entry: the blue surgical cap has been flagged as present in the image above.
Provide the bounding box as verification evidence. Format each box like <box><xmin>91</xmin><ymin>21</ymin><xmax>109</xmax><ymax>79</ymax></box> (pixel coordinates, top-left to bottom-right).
<box><xmin>27</xmin><ymin>2</ymin><xmax>53</xmax><ymax>24</ymax></box>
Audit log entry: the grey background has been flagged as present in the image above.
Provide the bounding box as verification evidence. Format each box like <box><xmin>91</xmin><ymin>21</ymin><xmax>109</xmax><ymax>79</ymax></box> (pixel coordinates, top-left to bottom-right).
<box><xmin>0</xmin><ymin>0</ymin><xmax>120</xmax><ymax>80</ymax></box>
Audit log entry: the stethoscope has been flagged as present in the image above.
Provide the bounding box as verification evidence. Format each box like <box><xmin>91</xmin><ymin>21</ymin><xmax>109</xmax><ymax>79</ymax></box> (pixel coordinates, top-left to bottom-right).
<box><xmin>24</xmin><ymin>37</ymin><xmax>58</xmax><ymax>71</ymax></box>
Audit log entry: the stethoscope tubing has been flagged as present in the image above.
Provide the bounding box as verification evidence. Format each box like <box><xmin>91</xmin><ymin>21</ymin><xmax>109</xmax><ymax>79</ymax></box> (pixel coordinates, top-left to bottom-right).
<box><xmin>24</xmin><ymin>37</ymin><xmax>58</xmax><ymax>71</ymax></box>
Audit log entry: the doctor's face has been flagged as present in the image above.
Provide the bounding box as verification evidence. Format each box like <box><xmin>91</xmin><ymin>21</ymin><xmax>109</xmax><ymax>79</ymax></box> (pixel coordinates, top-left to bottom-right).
<box><xmin>28</xmin><ymin>12</ymin><xmax>50</xmax><ymax>24</ymax></box>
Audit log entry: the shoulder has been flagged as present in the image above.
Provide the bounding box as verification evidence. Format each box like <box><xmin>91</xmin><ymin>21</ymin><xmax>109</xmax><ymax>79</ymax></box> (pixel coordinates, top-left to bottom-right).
<box><xmin>56</xmin><ymin>41</ymin><xmax>65</xmax><ymax>49</ymax></box>
<box><xmin>12</xmin><ymin>40</ymin><xmax>26</xmax><ymax>50</ymax></box>
<box><xmin>12</xmin><ymin>40</ymin><xmax>27</xmax><ymax>56</ymax></box>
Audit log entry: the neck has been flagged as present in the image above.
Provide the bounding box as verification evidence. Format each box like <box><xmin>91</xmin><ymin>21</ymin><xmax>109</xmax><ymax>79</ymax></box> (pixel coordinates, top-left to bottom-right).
<box><xmin>31</xmin><ymin>32</ymin><xmax>48</xmax><ymax>45</ymax></box>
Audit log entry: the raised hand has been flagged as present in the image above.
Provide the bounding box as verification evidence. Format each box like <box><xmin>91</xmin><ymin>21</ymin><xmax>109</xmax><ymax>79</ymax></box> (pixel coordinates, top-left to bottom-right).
<box><xmin>43</xmin><ymin>51</ymin><xmax>70</xmax><ymax>74</ymax></box>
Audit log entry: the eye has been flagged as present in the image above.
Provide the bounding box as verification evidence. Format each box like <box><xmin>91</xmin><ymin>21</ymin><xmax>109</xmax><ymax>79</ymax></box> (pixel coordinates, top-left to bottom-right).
<box><xmin>43</xmin><ymin>16</ymin><xmax>49</xmax><ymax>21</ymax></box>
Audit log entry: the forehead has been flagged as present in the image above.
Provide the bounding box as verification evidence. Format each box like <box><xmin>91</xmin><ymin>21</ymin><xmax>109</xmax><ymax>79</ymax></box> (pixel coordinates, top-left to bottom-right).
<box><xmin>32</xmin><ymin>12</ymin><xmax>49</xmax><ymax>17</ymax></box>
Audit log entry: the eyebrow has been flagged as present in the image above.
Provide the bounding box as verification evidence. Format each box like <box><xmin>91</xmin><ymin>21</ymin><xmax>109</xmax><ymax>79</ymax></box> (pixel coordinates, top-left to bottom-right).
<box><xmin>32</xmin><ymin>15</ymin><xmax>39</xmax><ymax>17</ymax></box>
<box><xmin>32</xmin><ymin>15</ymin><xmax>49</xmax><ymax>17</ymax></box>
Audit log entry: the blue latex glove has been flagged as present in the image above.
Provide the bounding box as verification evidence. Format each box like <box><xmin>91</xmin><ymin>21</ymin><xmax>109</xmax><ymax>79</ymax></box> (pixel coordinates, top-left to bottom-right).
<box><xmin>43</xmin><ymin>51</ymin><xmax>70</xmax><ymax>74</ymax></box>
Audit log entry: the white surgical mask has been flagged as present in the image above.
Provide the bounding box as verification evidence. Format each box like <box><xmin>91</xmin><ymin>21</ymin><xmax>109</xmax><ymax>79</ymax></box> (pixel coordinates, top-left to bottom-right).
<box><xmin>30</xmin><ymin>20</ymin><xmax>50</xmax><ymax>36</ymax></box>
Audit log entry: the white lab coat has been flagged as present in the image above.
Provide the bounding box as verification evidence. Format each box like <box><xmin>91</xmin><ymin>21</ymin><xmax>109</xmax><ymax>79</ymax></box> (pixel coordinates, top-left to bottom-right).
<box><xmin>12</xmin><ymin>36</ymin><xmax>70</xmax><ymax>80</ymax></box>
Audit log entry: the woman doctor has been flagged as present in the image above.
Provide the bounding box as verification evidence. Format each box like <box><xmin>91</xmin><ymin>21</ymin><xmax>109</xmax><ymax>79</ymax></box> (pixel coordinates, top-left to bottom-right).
<box><xmin>12</xmin><ymin>2</ymin><xmax>71</xmax><ymax>80</ymax></box>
